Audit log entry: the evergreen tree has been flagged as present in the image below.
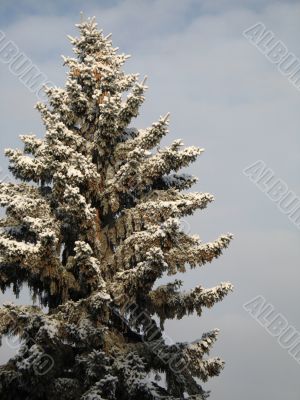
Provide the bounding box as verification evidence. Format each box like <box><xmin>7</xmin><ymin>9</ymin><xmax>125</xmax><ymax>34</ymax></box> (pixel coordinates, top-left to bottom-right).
<box><xmin>0</xmin><ymin>17</ymin><xmax>233</xmax><ymax>400</ymax></box>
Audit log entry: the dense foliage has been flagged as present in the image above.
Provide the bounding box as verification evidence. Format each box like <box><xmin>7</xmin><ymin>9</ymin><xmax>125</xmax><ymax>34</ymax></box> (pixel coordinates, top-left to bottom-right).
<box><xmin>0</xmin><ymin>17</ymin><xmax>232</xmax><ymax>400</ymax></box>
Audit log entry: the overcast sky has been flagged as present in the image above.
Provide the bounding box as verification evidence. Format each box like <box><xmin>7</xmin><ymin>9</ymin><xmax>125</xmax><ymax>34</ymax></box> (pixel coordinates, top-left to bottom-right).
<box><xmin>0</xmin><ymin>1</ymin><xmax>300</xmax><ymax>399</ymax></box>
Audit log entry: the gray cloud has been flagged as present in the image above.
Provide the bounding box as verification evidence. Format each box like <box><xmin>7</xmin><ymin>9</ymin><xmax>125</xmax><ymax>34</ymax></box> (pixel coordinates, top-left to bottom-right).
<box><xmin>0</xmin><ymin>1</ymin><xmax>299</xmax><ymax>398</ymax></box>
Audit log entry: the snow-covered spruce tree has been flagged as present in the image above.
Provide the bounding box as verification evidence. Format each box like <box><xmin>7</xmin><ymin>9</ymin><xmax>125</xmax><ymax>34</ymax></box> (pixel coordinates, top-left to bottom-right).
<box><xmin>0</xmin><ymin>17</ymin><xmax>233</xmax><ymax>400</ymax></box>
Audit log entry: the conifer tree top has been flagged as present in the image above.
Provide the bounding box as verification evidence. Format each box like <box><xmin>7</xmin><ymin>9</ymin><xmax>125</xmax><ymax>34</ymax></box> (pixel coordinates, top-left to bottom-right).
<box><xmin>0</xmin><ymin>16</ymin><xmax>233</xmax><ymax>400</ymax></box>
